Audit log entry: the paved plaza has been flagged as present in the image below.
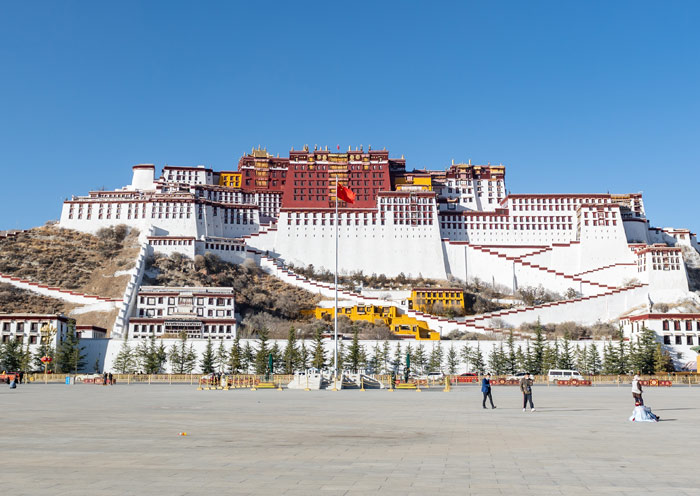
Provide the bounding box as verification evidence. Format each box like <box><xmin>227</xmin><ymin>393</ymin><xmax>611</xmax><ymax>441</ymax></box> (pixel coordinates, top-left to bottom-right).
<box><xmin>2</xmin><ymin>383</ymin><xmax>700</xmax><ymax>495</ymax></box>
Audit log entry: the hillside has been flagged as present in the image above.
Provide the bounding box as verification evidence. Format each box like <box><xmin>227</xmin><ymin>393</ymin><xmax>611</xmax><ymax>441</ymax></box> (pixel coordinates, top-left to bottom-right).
<box><xmin>0</xmin><ymin>283</ymin><xmax>65</xmax><ymax>314</ymax></box>
<box><xmin>0</xmin><ymin>224</ymin><xmax>140</xmax><ymax>298</ymax></box>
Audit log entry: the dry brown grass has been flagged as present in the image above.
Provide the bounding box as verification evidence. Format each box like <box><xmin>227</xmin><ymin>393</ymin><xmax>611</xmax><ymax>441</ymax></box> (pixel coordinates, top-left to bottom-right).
<box><xmin>0</xmin><ymin>225</ymin><xmax>139</xmax><ymax>298</ymax></box>
<box><xmin>0</xmin><ymin>283</ymin><xmax>67</xmax><ymax>314</ymax></box>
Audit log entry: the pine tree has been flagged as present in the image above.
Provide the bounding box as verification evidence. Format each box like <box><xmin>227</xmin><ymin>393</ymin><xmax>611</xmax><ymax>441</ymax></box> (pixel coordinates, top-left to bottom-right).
<box><xmin>558</xmin><ymin>334</ymin><xmax>575</xmax><ymax>370</ymax></box>
<box><xmin>270</xmin><ymin>341</ymin><xmax>283</xmax><ymax>373</ymax></box>
<box><xmin>506</xmin><ymin>331</ymin><xmax>517</xmax><ymax>373</ymax></box>
<box><xmin>472</xmin><ymin>343</ymin><xmax>486</xmax><ymax>373</ymax></box>
<box><xmin>428</xmin><ymin>342</ymin><xmax>444</xmax><ymax>372</ymax></box>
<box><xmin>298</xmin><ymin>342</ymin><xmax>309</xmax><ymax>370</ymax></box>
<box><xmin>0</xmin><ymin>339</ymin><xmax>23</xmax><ymax>371</ymax></box>
<box><xmin>524</xmin><ymin>340</ymin><xmax>536</xmax><ymax>373</ymax></box>
<box><xmin>345</xmin><ymin>330</ymin><xmax>363</xmax><ymax>372</ymax></box>
<box><xmin>183</xmin><ymin>343</ymin><xmax>197</xmax><ymax>374</ymax></box>
<box><xmin>414</xmin><ymin>344</ymin><xmax>427</xmax><ymax>374</ymax></box>
<box><xmin>242</xmin><ymin>342</ymin><xmax>255</xmax><ymax>373</ymax></box>
<box><xmin>541</xmin><ymin>343</ymin><xmax>558</xmax><ymax>374</ymax></box>
<box><xmin>653</xmin><ymin>344</ymin><xmax>674</xmax><ymax>373</ymax></box>
<box><xmin>446</xmin><ymin>344</ymin><xmax>459</xmax><ymax>374</ymax></box>
<box><xmin>228</xmin><ymin>335</ymin><xmax>242</xmax><ymax>374</ymax></box>
<box><xmin>616</xmin><ymin>331</ymin><xmax>628</xmax><ymax>374</ymax></box>
<box><xmin>255</xmin><ymin>328</ymin><xmax>271</xmax><ymax>374</ymax></box>
<box><xmin>113</xmin><ymin>339</ymin><xmax>136</xmax><ymax>374</ymax></box>
<box><xmin>515</xmin><ymin>345</ymin><xmax>526</xmax><ymax>372</ymax></box>
<box><xmin>368</xmin><ymin>342</ymin><xmax>382</xmax><ymax>373</ymax></box>
<box><xmin>587</xmin><ymin>342</ymin><xmax>602</xmax><ymax>375</ymax></box>
<box><xmin>381</xmin><ymin>341</ymin><xmax>391</xmax><ymax>374</ymax></box>
<box><xmin>460</xmin><ymin>343</ymin><xmax>472</xmax><ymax>372</ymax></box>
<box><xmin>215</xmin><ymin>340</ymin><xmax>229</xmax><ymax>373</ymax></box>
<box><xmin>392</xmin><ymin>341</ymin><xmax>403</xmax><ymax>371</ymax></box>
<box><xmin>337</xmin><ymin>341</ymin><xmax>346</xmax><ymax>371</ymax></box>
<box><xmin>283</xmin><ymin>327</ymin><xmax>299</xmax><ymax>374</ymax></box>
<box><xmin>311</xmin><ymin>329</ymin><xmax>326</xmax><ymax>370</ymax></box>
<box><xmin>532</xmin><ymin>322</ymin><xmax>546</xmax><ymax>374</ymax></box>
<box><xmin>636</xmin><ymin>327</ymin><xmax>658</xmax><ymax>374</ymax></box>
<box><xmin>200</xmin><ymin>339</ymin><xmax>216</xmax><ymax>374</ymax></box>
<box><xmin>55</xmin><ymin>325</ymin><xmax>85</xmax><ymax>373</ymax></box>
<box><xmin>602</xmin><ymin>340</ymin><xmax>618</xmax><ymax>374</ymax></box>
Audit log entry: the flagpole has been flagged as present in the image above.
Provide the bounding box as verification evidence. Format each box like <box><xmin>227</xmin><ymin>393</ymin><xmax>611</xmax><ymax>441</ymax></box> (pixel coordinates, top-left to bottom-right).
<box><xmin>334</xmin><ymin>174</ymin><xmax>339</xmax><ymax>381</ymax></box>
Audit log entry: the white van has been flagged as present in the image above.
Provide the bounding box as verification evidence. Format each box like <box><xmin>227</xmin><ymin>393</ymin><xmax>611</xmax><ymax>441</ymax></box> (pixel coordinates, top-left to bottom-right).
<box><xmin>547</xmin><ymin>369</ymin><xmax>584</xmax><ymax>382</ymax></box>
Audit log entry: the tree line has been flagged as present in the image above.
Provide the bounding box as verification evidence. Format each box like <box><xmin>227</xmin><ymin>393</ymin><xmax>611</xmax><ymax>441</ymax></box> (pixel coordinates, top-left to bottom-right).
<box><xmin>0</xmin><ymin>324</ymin><xmax>86</xmax><ymax>374</ymax></box>
<box><xmin>110</xmin><ymin>324</ymin><xmax>676</xmax><ymax>376</ymax></box>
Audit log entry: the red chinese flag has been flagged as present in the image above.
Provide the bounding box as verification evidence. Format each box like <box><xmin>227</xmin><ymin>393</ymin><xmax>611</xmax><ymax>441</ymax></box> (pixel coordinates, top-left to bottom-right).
<box><xmin>336</xmin><ymin>183</ymin><xmax>356</xmax><ymax>204</ymax></box>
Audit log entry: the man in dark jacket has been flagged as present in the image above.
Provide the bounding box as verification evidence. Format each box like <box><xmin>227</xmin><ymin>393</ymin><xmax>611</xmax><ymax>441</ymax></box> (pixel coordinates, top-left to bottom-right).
<box><xmin>520</xmin><ymin>373</ymin><xmax>535</xmax><ymax>412</ymax></box>
<box><xmin>481</xmin><ymin>373</ymin><xmax>496</xmax><ymax>409</ymax></box>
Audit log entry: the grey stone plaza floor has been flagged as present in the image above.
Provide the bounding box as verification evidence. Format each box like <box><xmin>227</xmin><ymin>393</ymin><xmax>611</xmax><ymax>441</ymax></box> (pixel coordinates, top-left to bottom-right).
<box><xmin>2</xmin><ymin>383</ymin><xmax>700</xmax><ymax>495</ymax></box>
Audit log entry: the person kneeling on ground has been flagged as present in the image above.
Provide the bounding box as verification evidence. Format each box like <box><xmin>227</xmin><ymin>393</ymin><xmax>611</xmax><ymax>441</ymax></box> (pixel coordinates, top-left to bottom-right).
<box><xmin>629</xmin><ymin>401</ymin><xmax>659</xmax><ymax>422</ymax></box>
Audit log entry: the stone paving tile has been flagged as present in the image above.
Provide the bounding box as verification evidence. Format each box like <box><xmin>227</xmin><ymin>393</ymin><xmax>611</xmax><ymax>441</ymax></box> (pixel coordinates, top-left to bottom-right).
<box><xmin>2</xmin><ymin>385</ymin><xmax>700</xmax><ymax>495</ymax></box>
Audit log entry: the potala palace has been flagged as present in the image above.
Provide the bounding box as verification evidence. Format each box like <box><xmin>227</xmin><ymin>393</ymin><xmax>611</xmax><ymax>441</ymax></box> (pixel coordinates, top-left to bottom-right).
<box><xmin>3</xmin><ymin>145</ymin><xmax>698</xmax><ymax>372</ymax></box>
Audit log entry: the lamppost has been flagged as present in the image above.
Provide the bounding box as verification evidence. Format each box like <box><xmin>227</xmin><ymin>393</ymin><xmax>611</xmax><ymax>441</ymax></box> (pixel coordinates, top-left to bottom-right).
<box><xmin>39</xmin><ymin>324</ymin><xmax>56</xmax><ymax>384</ymax></box>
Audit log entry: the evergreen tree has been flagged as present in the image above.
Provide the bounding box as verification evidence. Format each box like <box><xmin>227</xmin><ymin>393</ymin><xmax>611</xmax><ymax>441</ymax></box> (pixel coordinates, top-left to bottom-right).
<box><xmin>254</xmin><ymin>328</ymin><xmax>271</xmax><ymax>374</ymax></box>
<box><xmin>113</xmin><ymin>339</ymin><xmax>136</xmax><ymax>374</ymax></box>
<box><xmin>298</xmin><ymin>342</ymin><xmax>309</xmax><ymax>370</ymax></box>
<box><xmin>488</xmin><ymin>343</ymin><xmax>507</xmax><ymax>375</ymax></box>
<box><xmin>200</xmin><ymin>339</ymin><xmax>216</xmax><ymax>374</ymax></box>
<box><xmin>515</xmin><ymin>345</ymin><xmax>526</xmax><ymax>372</ymax></box>
<box><xmin>428</xmin><ymin>342</ymin><xmax>444</xmax><ymax>372</ymax></box>
<box><xmin>215</xmin><ymin>340</ymin><xmax>229</xmax><ymax>373</ymax></box>
<box><xmin>446</xmin><ymin>345</ymin><xmax>459</xmax><ymax>374</ymax></box>
<box><xmin>368</xmin><ymin>342</ymin><xmax>382</xmax><ymax>374</ymax></box>
<box><xmin>242</xmin><ymin>341</ymin><xmax>255</xmax><ymax>373</ymax></box>
<box><xmin>283</xmin><ymin>327</ymin><xmax>299</xmax><ymax>374</ymax></box>
<box><xmin>541</xmin><ymin>343</ymin><xmax>558</xmax><ymax>374</ymax></box>
<box><xmin>414</xmin><ymin>344</ymin><xmax>428</xmax><ymax>374</ymax></box>
<box><xmin>653</xmin><ymin>344</ymin><xmax>674</xmax><ymax>373</ymax></box>
<box><xmin>34</xmin><ymin>341</ymin><xmax>55</xmax><ymax>372</ymax></box>
<box><xmin>532</xmin><ymin>322</ymin><xmax>546</xmax><ymax>374</ymax></box>
<box><xmin>392</xmin><ymin>341</ymin><xmax>403</xmax><ymax>372</ymax></box>
<box><xmin>270</xmin><ymin>341</ymin><xmax>283</xmax><ymax>373</ymax></box>
<box><xmin>472</xmin><ymin>343</ymin><xmax>486</xmax><ymax>373</ymax></box>
<box><xmin>602</xmin><ymin>340</ymin><xmax>618</xmax><ymax>374</ymax></box>
<box><xmin>345</xmin><ymin>330</ymin><xmax>363</xmax><ymax>372</ymax></box>
<box><xmin>460</xmin><ymin>343</ymin><xmax>472</xmax><ymax>372</ymax></box>
<box><xmin>616</xmin><ymin>331</ymin><xmax>628</xmax><ymax>374</ymax></box>
<box><xmin>524</xmin><ymin>341</ymin><xmax>537</xmax><ymax>373</ymax></box>
<box><xmin>381</xmin><ymin>340</ymin><xmax>391</xmax><ymax>374</ymax></box>
<box><xmin>168</xmin><ymin>332</ymin><xmax>196</xmax><ymax>374</ymax></box>
<box><xmin>311</xmin><ymin>329</ymin><xmax>326</xmax><ymax>370</ymax></box>
<box><xmin>506</xmin><ymin>331</ymin><xmax>517</xmax><ymax>373</ymax></box>
<box><xmin>337</xmin><ymin>341</ymin><xmax>346</xmax><ymax>371</ymax></box>
<box><xmin>558</xmin><ymin>333</ymin><xmax>575</xmax><ymax>370</ymax></box>
<box><xmin>587</xmin><ymin>342</ymin><xmax>602</xmax><ymax>375</ymax></box>
<box><xmin>0</xmin><ymin>339</ymin><xmax>23</xmax><ymax>371</ymax></box>
<box><xmin>55</xmin><ymin>325</ymin><xmax>85</xmax><ymax>373</ymax></box>
<box><xmin>19</xmin><ymin>341</ymin><xmax>32</xmax><ymax>373</ymax></box>
<box><xmin>228</xmin><ymin>335</ymin><xmax>243</xmax><ymax>374</ymax></box>
<box><xmin>635</xmin><ymin>327</ymin><xmax>658</xmax><ymax>374</ymax></box>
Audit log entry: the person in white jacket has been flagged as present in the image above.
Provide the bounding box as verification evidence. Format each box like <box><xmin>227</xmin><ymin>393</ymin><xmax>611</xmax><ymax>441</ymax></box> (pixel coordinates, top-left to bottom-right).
<box><xmin>631</xmin><ymin>374</ymin><xmax>643</xmax><ymax>405</ymax></box>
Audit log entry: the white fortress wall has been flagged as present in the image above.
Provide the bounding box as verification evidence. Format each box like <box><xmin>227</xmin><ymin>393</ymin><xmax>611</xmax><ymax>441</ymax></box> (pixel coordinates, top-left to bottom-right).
<box><xmin>251</xmin><ymin>211</ymin><xmax>448</xmax><ymax>279</ymax></box>
<box><xmin>623</xmin><ymin>218</ymin><xmax>650</xmax><ymax>244</ymax></box>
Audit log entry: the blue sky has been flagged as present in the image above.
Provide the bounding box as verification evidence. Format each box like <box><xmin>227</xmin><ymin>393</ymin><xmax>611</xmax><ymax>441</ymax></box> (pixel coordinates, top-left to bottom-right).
<box><xmin>1</xmin><ymin>1</ymin><xmax>698</xmax><ymax>232</ymax></box>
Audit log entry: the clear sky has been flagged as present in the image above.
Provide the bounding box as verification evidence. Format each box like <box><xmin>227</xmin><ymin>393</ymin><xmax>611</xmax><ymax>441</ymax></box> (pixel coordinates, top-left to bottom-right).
<box><xmin>1</xmin><ymin>1</ymin><xmax>698</xmax><ymax>232</ymax></box>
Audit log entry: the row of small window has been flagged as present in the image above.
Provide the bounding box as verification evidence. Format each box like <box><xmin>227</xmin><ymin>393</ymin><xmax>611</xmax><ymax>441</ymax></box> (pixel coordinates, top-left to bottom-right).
<box><xmin>662</xmin><ymin>320</ymin><xmax>700</xmax><ymax>331</ymax></box>
<box><xmin>205</xmin><ymin>243</ymin><xmax>245</xmax><ymax>252</ymax></box>
<box><xmin>1</xmin><ymin>334</ymin><xmax>39</xmax><ymax>343</ymax></box>
<box><xmin>132</xmin><ymin>324</ymin><xmax>233</xmax><ymax>334</ymax></box>
<box><xmin>138</xmin><ymin>308</ymin><xmax>232</xmax><ymax>317</ymax></box>
<box><xmin>664</xmin><ymin>335</ymin><xmax>697</xmax><ymax>345</ymax></box>
<box><xmin>139</xmin><ymin>297</ymin><xmax>232</xmax><ymax>306</ymax></box>
<box><xmin>151</xmin><ymin>239</ymin><xmax>194</xmax><ymax>246</ymax></box>
<box><xmin>512</xmin><ymin>205</ymin><xmax>582</xmax><ymax>212</ymax></box>
<box><xmin>1</xmin><ymin>322</ymin><xmax>47</xmax><ymax>332</ymax></box>
<box><xmin>442</xmin><ymin>223</ymin><xmax>575</xmax><ymax>231</ymax></box>
<box><xmin>513</xmin><ymin>198</ymin><xmax>608</xmax><ymax>204</ymax></box>
<box><xmin>582</xmin><ymin>220</ymin><xmax>618</xmax><ymax>226</ymax></box>
<box><xmin>379</xmin><ymin>197</ymin><xmax>434</xmax><ymax>205</ymax></box>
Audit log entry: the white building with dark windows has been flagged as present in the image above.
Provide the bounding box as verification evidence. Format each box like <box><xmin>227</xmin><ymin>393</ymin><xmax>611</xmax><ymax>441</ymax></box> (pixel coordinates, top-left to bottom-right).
<box><xmin>0</xmin><ymin>314</ymin><xmax>74</xmax><ymax>346</ymax></box>
<box><xmin>127</xmin><ymin>287</ymin><xmax>236</xmax><ymax>340</ymax></box>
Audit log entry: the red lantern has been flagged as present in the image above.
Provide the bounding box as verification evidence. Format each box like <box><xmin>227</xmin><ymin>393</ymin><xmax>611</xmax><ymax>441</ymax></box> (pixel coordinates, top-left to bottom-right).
<box><xmin>41</xmin><ymin>356</ymin><xmax>52</xmax><ymax>364</ymax></box>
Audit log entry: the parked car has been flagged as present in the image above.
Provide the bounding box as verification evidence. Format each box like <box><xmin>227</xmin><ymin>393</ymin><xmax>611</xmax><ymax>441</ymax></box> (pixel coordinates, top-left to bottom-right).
<box><xmin>422</xmin><ymin>372</ymin><xmax>445</xmax><ymax>381</ymax></box>
<box><xmin>507</xmin><ymin>372</ymin><xmax>529</xmax><ymax>381</ymax></box>
<box><xmin>547</xmin><ymin>369</ymin><xmax>584</xmax><ymax>382</ymax></box>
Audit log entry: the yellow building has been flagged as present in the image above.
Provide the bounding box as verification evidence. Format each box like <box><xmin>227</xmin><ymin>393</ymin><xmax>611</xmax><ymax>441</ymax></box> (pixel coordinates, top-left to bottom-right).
<box><xmin>394</xmin><ymin>173</ymin><xmax>432</xmax><ymax>191</ymax></box>
<box><xmin>305</xmin><ymin>304</ymin><xmax>439</xmax><ymax>340</ymax></box>
<box><xmin>218</xmin><ymin>172</ymin><xmax>241</xmax><ymax>188</ymax></box>
<box><xmin>409</xmin><ymin>288</ymin><xmax>465</xmax><ymax>313</ymax></box>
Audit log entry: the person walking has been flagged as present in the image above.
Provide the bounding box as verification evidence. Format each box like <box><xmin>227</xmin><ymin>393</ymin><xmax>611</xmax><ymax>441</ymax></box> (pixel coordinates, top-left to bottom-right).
<box><xmin>108</xmin><ymin>372</ymin><xmax>113</xmax><ymax>386</ymax></box>
<box><xmin>520</xmin><ymin>373</ymin><xmax>535</xmax><ymax>412</ymax></box>
<box><xmin>481</xmin><ymin>373</ymin><xmax>496</xmax><ymax>409</ymax></box>
<box><xmin>632</xmin><ymin>374</ymin><xmax>643</xmax><ymax>405</ymax></box>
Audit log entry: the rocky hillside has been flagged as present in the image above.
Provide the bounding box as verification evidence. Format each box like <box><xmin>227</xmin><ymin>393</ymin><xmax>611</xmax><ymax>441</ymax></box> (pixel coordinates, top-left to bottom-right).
<box><xmin>0</xmin><ymin>224</ymin><xmax>140</xmax><ymax>298</ymax></box>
